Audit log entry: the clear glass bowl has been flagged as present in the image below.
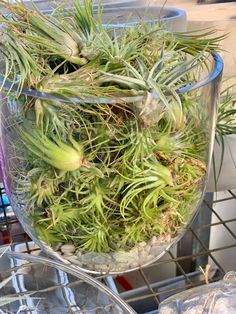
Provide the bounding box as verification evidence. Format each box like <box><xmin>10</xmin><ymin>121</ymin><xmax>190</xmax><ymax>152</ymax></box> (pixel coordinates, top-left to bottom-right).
<box><xmin>0</xmin><ymin>53</ymin><xmax>223</xmax><ymax>274</ymax></box>
<box><xmin>0</xmin><ymin>251</ymin><xmax>135</xmax><ymax>313</ymax></box>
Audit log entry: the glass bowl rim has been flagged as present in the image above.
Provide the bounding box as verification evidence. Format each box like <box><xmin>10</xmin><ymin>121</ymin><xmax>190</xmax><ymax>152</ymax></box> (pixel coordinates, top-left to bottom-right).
<box><xmin>0</xmin><ymin>53</ymin><xmax>223</xmax><ymax>104</ymax></box>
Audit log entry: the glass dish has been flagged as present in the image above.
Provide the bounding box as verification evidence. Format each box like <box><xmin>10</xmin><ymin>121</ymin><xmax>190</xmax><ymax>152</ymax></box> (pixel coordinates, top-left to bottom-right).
<box><xmin>0</xmin><ymin>251</ymin><xmax>135</xmax><ymax>313</ymax></box>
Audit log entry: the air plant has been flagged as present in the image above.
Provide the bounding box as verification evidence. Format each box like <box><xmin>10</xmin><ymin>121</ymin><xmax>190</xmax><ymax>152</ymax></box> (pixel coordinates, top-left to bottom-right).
<box><xmin>19</xmin><ymin>128</ymin><xmax>84</xmax><ymax>171</ymax></box>
<box><xmin>216</xmin><ymin>84</ymin><xmax>236</xmax><ymax>137</ymax></box>
<box><xmin>0</xmin><ymin>0</ymin><xmax>222</xmax><ymax>262</ymax></box>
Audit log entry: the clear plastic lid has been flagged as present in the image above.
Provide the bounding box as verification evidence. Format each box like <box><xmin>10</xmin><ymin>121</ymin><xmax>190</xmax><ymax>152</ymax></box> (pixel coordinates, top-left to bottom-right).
<box><xmin>159</xmin><ymin>272</ymin><xmax>236</xmax><ymax>314</ymax></box>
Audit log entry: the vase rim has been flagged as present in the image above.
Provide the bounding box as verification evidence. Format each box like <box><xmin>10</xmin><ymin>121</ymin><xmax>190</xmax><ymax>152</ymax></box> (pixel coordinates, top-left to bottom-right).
<box><xmin>0</xmin><ymin>52</ymin><xmax>223</xmax><ymax>104</ymax></box>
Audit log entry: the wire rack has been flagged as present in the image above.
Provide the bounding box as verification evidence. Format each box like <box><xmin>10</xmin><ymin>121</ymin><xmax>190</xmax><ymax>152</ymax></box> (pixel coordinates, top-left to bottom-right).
<box><xmin>1</xmin><ymin>183</ymin><xmax>236</xmax><ymax>313</ymax></box>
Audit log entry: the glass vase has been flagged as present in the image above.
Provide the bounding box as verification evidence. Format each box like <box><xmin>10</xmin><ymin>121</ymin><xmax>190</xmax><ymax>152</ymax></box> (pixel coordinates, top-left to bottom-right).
<box><xmin>0</xmin><ymin>53</ymin><xmax>223</xmax><ymax>274</ymax></box>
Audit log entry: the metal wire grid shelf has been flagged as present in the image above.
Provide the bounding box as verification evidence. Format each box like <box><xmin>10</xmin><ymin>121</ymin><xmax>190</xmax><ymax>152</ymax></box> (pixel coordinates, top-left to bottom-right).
<box><xmin>1</xmin><ymin>183</ymin><xmax>236</xmax><ymax>313</ymax></box>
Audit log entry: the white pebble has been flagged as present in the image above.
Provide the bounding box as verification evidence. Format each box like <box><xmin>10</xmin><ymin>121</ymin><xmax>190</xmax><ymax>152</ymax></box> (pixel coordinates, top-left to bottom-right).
<box><xmin>81</xmin><ymin>252</ymin><xmax>98</xmax><ymax>264</ymax></box>
<box><xmin>150</xmin><ymin>236</ymin><xmax>158</xmax><ymax>246</ymax></box>
<box><xmin>94</xmin><ymin>264</ymin><xmax>109</xmax><ymax>273</ymax></box>
<box><xmin>113</xmin><ymin>251</ymin><xmax>129</xmax><ymax>263</ymax></box>
<box><xmin>61</xmin><ymin>244</ymin><xmax>75</xmax><ymax>254</ymax></box>
<box><xmin>129</xmin><ymin>263</ymin><xmax>139</xmax><ymax>269</ymax></box>
<box><xmin>144</xmin><ymin>244</ymin><xmax>151</xmax><ymax>253</ymax></box>
<box><xmin>139</xmin><ymin>250</ymin><xmax>147</xmax><ymax>260</ymax></box>
<box><xmin>93</xmin><ymin>254</ymin><xmax>111</xmax><ymax>265</ymax></box>
<box><xmin>129</xmin><ymin>247</ymin><xmax>139</xmax><ymax>256</ymax></box>
<box><xmin>63</xmin><ymin>252</ymin><xmax>73</xmax><ymax>257</ymax></box>
<box><xmin>150</xmin><ymin>245</ymin><xmax>162</xmax><ymax>256</ymax></box>
<box><xmin>110</xmin><ymin>263</ymin><xmax>127</xmax><ymax>272</ymax></box>
<box><xmin>67</xmin><ymin>256</ymin><xmax>83</xmax><ymax>267</ymax></box>
<box><xmin>139</xmin><ymin>241</ymin><xmax>146</xmax><ymax>247</ymax></box>
<box><xmin>61</xmin><ymin>244</ymin><xmax>76</xmax><ymax>254</ymax></box>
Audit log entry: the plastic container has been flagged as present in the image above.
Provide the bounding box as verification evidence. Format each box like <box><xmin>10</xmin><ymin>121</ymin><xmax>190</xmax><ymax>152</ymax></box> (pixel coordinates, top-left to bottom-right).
<box><xmin>100</xmin><ymin>6</ymin><xmax>187</xmax><ymax>32</ymax></box>
<box><xmin>159</xmin><ymin>272</ymin><xmax>236</xmax><ymax>314</ymax></box>
<box><xmin>0</xmin><ymin>251</ymin><xmax>135</xmax><ymax>314</ymax></box>
<box><xmin>18</xmin><ymin>1</ymin><xmax>187</xmax><ymax>33</ymax></box>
